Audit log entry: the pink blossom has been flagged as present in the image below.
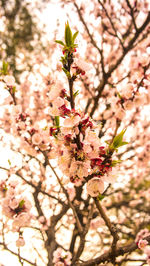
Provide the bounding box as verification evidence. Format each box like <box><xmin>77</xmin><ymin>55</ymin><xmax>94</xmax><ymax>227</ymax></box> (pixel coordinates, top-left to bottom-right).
<box><xmin>84</xmin><ymin>129</ymin><xmax>101</xmax><ymax>147</ymax></box>
<box><xmin>12</xmin><ymin>105</ymin><xmax>22</xmax><ymax>117</ymax></box>
<box><xmin>59</xmin><ymin>104</ymin><xmax>71</xmax><ymax>117</ymax></box>
<box><xmin>4</xmin><ymin>75</ymin><xmax>15</xmax><ymax>86</ymax></box>
<box><xmin>74</xmin><ymin>58</ymin><xmax>91</xmax><ymax>72</ymax></box>
<box><xmin>102</xmin><ymin>167</ymin><xmax>118</xmax><ymax>184</ymax></box>
<box><xmin>20</xmin><ymin>139</ymin><xmax>37</xmax><ymax>156</ymax></box>
<box><xmin>66</xmin><ymin>186</ymin><xmax>76</xmax><ymax>201</ymax></box>
<box><xmin>115</xmin><ymin>108</ymin><xmax>126</xmax><ymax>120</ymax></box>
<box><xmin>83</xmin><ymin>143</ymin><xmax>92</xmax><ymax>154</ymax></box>
<box><xmin>17</xmin><ymin>121</ymin><xmax>26</xmax><ymax>130</ymax></box>
<box><xmin>53</xmin><ymin>247</ymin><xmax>72</xmax><ymax>265</ymax></box>
<box><xmin>16</xmin><ymin>237</ymin><xmax>25</xmax><ymax>247</ymax></box>
<box><xmin>69</xmin><ymin>159</ymin><xmax>90</xmax><ymax>179</ymax></box>
<box><xmin>123</xmin><ymin>84</ymin><xmax>134</xmax><ymax>98</ymax></box>
<box><xmin>38</xmin><ymin>216</ymin><xmax>46</xmax><ymax>223</ymax></box>
<box><xmin>38</xmin><ymin>216</ymin><xmax>49</xmax><ymax>230</ymax></box>
<box><xmin>49</xmin><ymin>105</ymin><xmax>62</xmax><ymax>116</ymax></box>
<box><xmin>2</xmin><ymin>198</ymin><xmax>14</xmax><ymax>218</ymax></box>
<box><xmin>140</xmin><ymin>55</ymin><xmax>149</xmax><ymax>66</ymax></box>
<box><xmin>135</xmin><ymin>229</ymin><xmax>150</xmax><ymax>243</ymax></box>
<box><xmin>124</xmin><ymin>101</ymin><xmax>133</xmax><ymax>110</ymax></box>
<box><xmin>32</xmin><ymin>133</ymin><xmax>42</xmax><ymax>145</ymax></box>
<box><xmin>53</xmin><ymin>97</ymin><xmax>65</xmax><ymax>108</ymax></box>
<box><xmin>63</xmin><ymin>114</ymin><xmax>81</xmax><ymax>128</ymax></box>
<box><xmin>9</xmin><ymin>179</ymin><xmax>19</xmax><ymax>188</ymax></box>
<box><xmin>90</xmin><ymin>217</ymin><xmax>105</xmax><ymax>229</ymax></box>
<box><xmin>134</xmin><ymin>93</ymin><xmax>147</xmax><ymax>107</ymax></box>
<box><xmin>86</xmin><ymin>177</ymin><xmax>105</xmax><ymax>197</ymax></box>
<box><xmin>13</xmin><ymin>212</ymin><xmax>31</xmax><ymax>229</ymax></box>
<box><xmin>145</xmin><ymin>246</ymin><xmax>150</xmax><ymax>265</ymax></box>
<box><xmin>138</xmin><ymin>239</ymin><xmax>148</xmax><ymax>249</ymax></box>
<box><xmin>48</xmin><ymin>85</ymin><xmax>62</xmax><ymax>101</ymax></box>
<box><xmin>9</xmin><ymin>198</ymin><xmax>19</xmax><ymax>210</ymax></box>
<box><xmin>0</xmin><ymin>180</ymin><xmax>7</xmax><ymax>196</ymax></box>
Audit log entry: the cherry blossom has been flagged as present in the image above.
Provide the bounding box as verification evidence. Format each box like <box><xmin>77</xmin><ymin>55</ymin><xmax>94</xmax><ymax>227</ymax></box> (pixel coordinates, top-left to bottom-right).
<box><xmin>53</xmin><ymin>248</ymin><xmax>72</xmax><ymax>266</ymax></box>
<box><xmin>86</xmin><ymin>177</ymin><xmax>105</xmax><ymax>197</ymax></box>
<box><xmin>3</xmin><ymin>75</ymin><xmax>16</xmax><ymax>86</ymax></box>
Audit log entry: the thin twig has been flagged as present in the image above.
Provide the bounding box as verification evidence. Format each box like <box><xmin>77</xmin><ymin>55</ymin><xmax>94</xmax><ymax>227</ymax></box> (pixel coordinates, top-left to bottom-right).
<box><xmin>49</xmin><ymin>162</ymin><xmax>83</xmax><ymax>234</ymax></box>
<box><xmin>94</xmin><ymin>198</ymin><xmax>119</xmax><ymax>264</ymax></box>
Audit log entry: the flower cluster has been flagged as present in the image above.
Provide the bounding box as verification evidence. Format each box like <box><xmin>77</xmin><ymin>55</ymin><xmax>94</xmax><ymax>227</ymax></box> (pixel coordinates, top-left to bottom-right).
<box><xmin>53</xmin><ymin>248</ymin><xmax>72</xmax><ymax>266</ymax></box>
<box><xmin>1</xmin><ymin>179</ymin><xmax>32</xmax><ymax>231</ymax></box>
<box><xmin>136</xmin><ymin>229</ymin><xmax>150</xmax><ymax>244</ymax></box>
<box><xmin>48</xmin><ymin>107</ymin><xmax>115</xmax><ymax>191</ymax></box>
<box><xmin>9</xmin><ymin>84</ymin><xmax>118</xmax><ymax>197</ymax></box>
<box><xmin>136</xmin><ymin>229</ymin><xmax>150</xmax><ymax>265</ymax></box>
<box><xmin>5</xmin><ymin>23</ymin><xmax>127</xmax><ymax>200</ymax></box>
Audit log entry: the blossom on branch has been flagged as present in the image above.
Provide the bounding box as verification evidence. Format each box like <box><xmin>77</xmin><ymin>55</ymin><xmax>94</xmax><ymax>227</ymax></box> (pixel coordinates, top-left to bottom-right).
<box><xmin>86</xmin><ymin>177</ymin><xmax>105</xmax><ymax>197</ymax></box>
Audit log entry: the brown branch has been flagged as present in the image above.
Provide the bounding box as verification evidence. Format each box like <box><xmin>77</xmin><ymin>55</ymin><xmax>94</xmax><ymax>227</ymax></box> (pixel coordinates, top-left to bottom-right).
<box><xmin>73</xmin><ymin>2</ymin><xmax>105</xmax><ymax>76</ymax></box>
<box><xmin>45</xmin><ymin>202</ymin><xmax>70</xmax><ymax>265</ymax></box>
<box><xmin>18</xmin><ymin>247</ymin><xmax>24</xmax><ymax>266</ymax></box>
<box><xmin>33</xmin><ymin>181</ymin><xmax>45</xmax><ymax>217</ymax></box>
<box><xmin>72</xmin><ymin>203</ymin><xmax>94</xmax><ymax>265</ymax></box>
<box><xmin>97</xmin><ymin>0</ymin><xmax>125</xmax><ymax>50</ymax></box>
<box><xmin>76</xmin><ymin>235</ymin><xmax>150</xmax><ymax>265</ymax></box>
<box><xmin>90</xmin><ymin>11</ymin><xmax>150</xmax><ymax>117</ymax></box>
<box><xmin>49</xmin><ymin>162</ymin><xmax>83</xmax><ymax>234</ymax></box>
<box><xmin>125</xmin><ymin>0</ymin><xmax>138</xmax><ymax>31</ymax></box>
<box><xmin>94</xmin><ymin>198</ymin><xmax>119</xmax><ymax>264</ymax></box>
<box><xmin>0</xmin><ymin>166</ymin><xmax>65</xmax><ymax>204</ymax></box>
<box><xmin>1</xmin><ymin>0</ymin><xmax>21</xmax><ymax>19</ymax></box>
<box><xmin>69</xmin><ymin>78</ymin><xmax>75</xmax><ymax>109</ymax></box>
<box><xmin>0</xmin><ymin>241</ymin><xmax>36</xmax><ymax>265</ymax></box>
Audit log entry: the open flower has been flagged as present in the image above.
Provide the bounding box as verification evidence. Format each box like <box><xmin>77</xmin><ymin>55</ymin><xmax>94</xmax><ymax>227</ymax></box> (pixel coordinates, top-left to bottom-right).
<box><xmin>4</xmin><ymin>75</ymin><xmax>16</xmax><ymax>86</ymax></box>
<box><xmin>74</xmin><ymin>58</ymin><xmax>91</xmax><ymax>73</ymax></box>
<box><xmin>63</xmin><ymin>114</ymin><xmax>81</xmax><ymax>128</ymax></box>
<box><xmin>138</xmin><ymin>239</ymin><xmax>148</xmax><ymax>249</ymax></box>
<box><xmin>86</xmin><ymin>177</ymin><xmax>105</xmax><ymax>197</ymax></box>
<box><xmin>32</xmin><ymin>133</ymin><xmax>42</xmax><ymax>145</ymax></box>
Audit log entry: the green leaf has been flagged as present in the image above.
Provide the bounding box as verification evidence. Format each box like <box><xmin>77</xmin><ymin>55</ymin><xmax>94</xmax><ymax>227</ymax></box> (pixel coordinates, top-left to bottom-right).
<box><xmin>105</xmin><ymin>140</ymin><xmax>111</xmax><ymax>145</ymax></box>
<box><xmin>55</xmin><ymin>116</ymin><xmax>60</xmax><ymax>127</ymax></box>
<box><xmin>62</xmin><ymin>67</ymin><xmax>71</xmax><ymax>79</ymax></box>
<box><xmin>97</xmin><ymin>194</ymin><xmax>105</xmax><ymax>201</ymax></box>
<box><xmin>112</xmin><ymin>129</ymin><xmax>127</xmax><ymax>149</ymax></box>
<box><xmin>55</xmin><ymin>40</ymin><xmax>65</xmax><ymax>46</ymax></box>
<box><xmin>72</xmin><ymin>43</ymin><xmax>78</xmax><ymax>48</ymax></box>
<box><xmin>117</xmin><ymin>92</ymin><xmax>122</xmax><ymax>99</ymax></box>
<box><xmin>60</xmin><ymin>56</ymin><xmax>67</xmax><ymax>65</ymax></box>
<box><xmin>12</xmin><ymin>86</ymin><xmax>16</xmax><ymax>94</ymax></box>
<box><xmin>19</xmin><ymin>200</ymin><xmax>25</xmax><ymax>209</ymax></box>
<box><xmin>1</xmin><ymin>61</ymin><xmax>9</xmax><ymax>75</ymax></box>
<box><xmin>119</xmin><ymin>141</ymin><xmax>128</xmax><ymax>147</ymax></box>
<box><xmin>65</xmin><ymin>21</ymin><xmax>72</xmax><ymax>47</ymax></box>
<box><xmin>8</xmin><ymin>159</ymin><xmax>11</xmax><ymax>166</ymax></box>
<box><xmin>72</xmin><ymin>31</ymin><xmax>79</xmax><ymax>43</ymax></box>
<box><xmin>73</xmin><ymin>90</ymin><xmax>79</xmax><ymax>98</ymax></box>
<box><xmin>42</xmin><ymin>126</ymin><xmax>48</xmax><ymax>131</ymax></box>
<box><xmin>111</xmin><ymin>160</ymin><xmax>122</xmax><ymax>167</ymax></box>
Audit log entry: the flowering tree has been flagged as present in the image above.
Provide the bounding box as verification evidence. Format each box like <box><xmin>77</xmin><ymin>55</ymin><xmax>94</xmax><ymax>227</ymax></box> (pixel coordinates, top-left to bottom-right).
<box><xmin>0</xmin><ymin>1</ymin><xmax>150</xmax><ymax>265</ymax></box>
